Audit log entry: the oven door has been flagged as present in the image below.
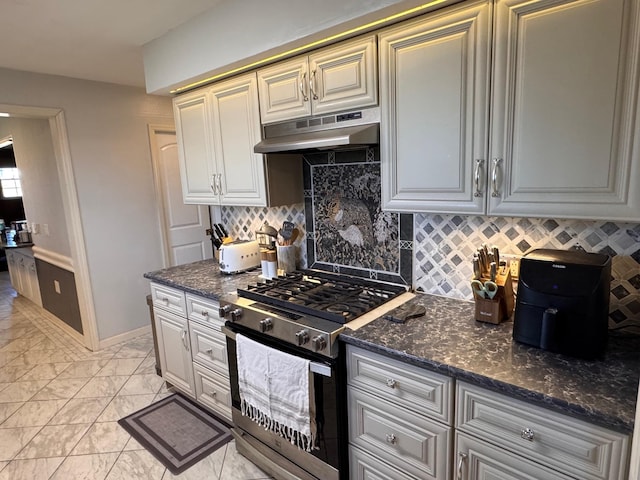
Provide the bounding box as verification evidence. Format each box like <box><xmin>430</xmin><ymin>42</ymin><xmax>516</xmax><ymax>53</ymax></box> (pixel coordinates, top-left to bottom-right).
<box><xmin>223</xmin><ymin>323</ymin><xmax>347</xmax><ymax>480</ymax></box>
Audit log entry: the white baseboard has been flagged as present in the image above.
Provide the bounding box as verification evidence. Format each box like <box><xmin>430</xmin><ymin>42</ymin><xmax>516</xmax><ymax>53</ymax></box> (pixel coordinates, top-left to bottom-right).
<box><xmin>40</xmin><ymin>307</ymin><xmax>87</xmax><ymax>348</ymax></box>
<box><xmin>98</xmin><ymin>324</ymin><xmax>152</xmax><ymax>350</ymax></box>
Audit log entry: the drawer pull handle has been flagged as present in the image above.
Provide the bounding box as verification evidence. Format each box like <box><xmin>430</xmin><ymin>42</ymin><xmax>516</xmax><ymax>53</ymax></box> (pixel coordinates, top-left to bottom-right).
<box><xmin>201</xmin><ymin>310</ymin><xmax>209</xmax><ymax>317</ymax></box>
<box><xmin>162</xmin><ymin>297</ymin><xmax>169</xmax><ymax>305</ymax></box>
<box><xmin>385</xmin><ymin>433</ymin><xmax>397</xmax><ymax>444</ymax></box>
<box><xmin>181</xmin><ymin>330</ymin><xmax>189</xmax><ymax>351</ymax></box>
<box><xmin>386</xmin><ymin>378</ymin><xmax>397</xmax><ymax>388</ymax></box>
<box><xmin>206</xmin><ymin>348</ymin><xmax>213</xmax><ymax>355</ymax></box>
<box><xmin>209</xmin><ymin>390</ymin><xmax>217</xmax><ymax>397</ymax></box>
<box><xmin>521</xmin><ymin>427</ymin><xmax>535</xmax><ymax>441</ymax></box>
<box><xmin>457</xmin><ymin>452</ymin><xmax>467</xmax><ymax>480</ymax></box>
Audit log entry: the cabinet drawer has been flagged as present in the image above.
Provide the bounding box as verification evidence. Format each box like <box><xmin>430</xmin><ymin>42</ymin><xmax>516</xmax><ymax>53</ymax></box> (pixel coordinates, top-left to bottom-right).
<box><xmin>189</xmin><ymin>322</ymin><xmax>228</xmax><ymax>375</ymax></box>
<box><xmin>349</xmin><ymin>446</ymin><xmax>415</xmax><ymax>480</ymax></box>
<box><xmin>193</xmin><ymin>363</ymin><xmax>232</xmax><ymax>422</ymax></box>
<box><xmin>348</xmin><ymin>386</ymin><xmax>451</xmax><ymax>480</ymax></box>
<box><xmin>150</xmin><ymin>283</ymin><xmax>186</xmax><ymax>316</ymax></box>
<box><xmin>346</xmin><ymin>345</ymin><xmax>453</xmax><ymax>425</ymax></box>
<box><xmin>186</xmin><ymin>294</ymin><xmax>221</xmax><ymax>327</ymax></box>
<box><xmin>456</xmin><ymin>382</ymin><xmax>630</xmax><ymax>480</ymax></box>
<box><xmin>455</xmin><ymin>431</ymin><xmax>574</xmax><ymax>480</ymax></box>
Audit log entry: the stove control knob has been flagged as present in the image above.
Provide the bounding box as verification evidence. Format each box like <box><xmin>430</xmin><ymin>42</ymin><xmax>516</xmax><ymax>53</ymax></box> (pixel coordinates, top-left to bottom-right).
<box><xmin>295</xmin><ymin>329</ymin><xmax>310</xmax><ymax>346</ymax></box>
<box><xmin>259</xmin><ymin>318</ymin><xmax>273</xmax><ymax>332</ymax></box>
<box><xmin>218</xmin><ymin>304</ymin><xmax>232</xmax><ymax>318</ymax></box>
<box><xmin>230</xmin><ymin>308</ymin><xmax>243</xmax><ymax>322</ymax></box>
<box><xmin>311</xmin><ymin>335</ymin><xmax>327</xmax><ymax>352</ymax></box>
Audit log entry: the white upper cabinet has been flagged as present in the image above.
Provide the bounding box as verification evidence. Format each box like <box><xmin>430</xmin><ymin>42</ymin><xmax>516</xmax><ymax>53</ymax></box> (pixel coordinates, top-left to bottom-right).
<box><xmin>379</xmin><ymin>0</ymin><xmax>491</xmax><ymax>214</ymax></box>
<box><xmin>209</xmin><ymin>73</ymin><xmax>266</xmax><ymax>206</ymax></box>
<box><xmin>257</xmin><ymin>35</ymin><xmax>378</xmax><ymax>124</ymax></box>
<box><xmin>489</xmin><ymin>0</ymin><xmax>640</xmax><ymax>220</ymax></box>
<box><xmin>173</xmin><ymin>72</ymin><xmax>267</xmax><ymax>206</ymax></box>
<box><xmin>381</xmin><ymin>0</ymin><xmax>640</xmax><ymax>221</ymax></box>
<box><xmin>173</xmin><ymin>89</ymin><xmax>217</xmax><ymax>204</ymax></box>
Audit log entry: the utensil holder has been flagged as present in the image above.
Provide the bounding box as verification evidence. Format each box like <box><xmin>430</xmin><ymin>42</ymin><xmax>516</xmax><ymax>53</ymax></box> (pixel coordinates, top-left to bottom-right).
<box><xmin>473</xmin><ymin>269</ymin><xmax>515</xmax><ymax>324</ymax></box>
<box><xmin>276</xmin><ymin>245</ymin><xmax>296</xmax><ymax>274</ymax></box>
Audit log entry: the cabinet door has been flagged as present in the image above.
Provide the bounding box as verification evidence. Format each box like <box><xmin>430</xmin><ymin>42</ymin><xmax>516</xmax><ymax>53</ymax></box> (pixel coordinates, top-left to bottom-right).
<box><xmin>489</xmin><ymin>0</ymin><xmax>640</xmax><ymax>220</ymax></box>
<box><xmin>309</xmin><ymin>35</ymin><xmax>378</xmax><ymax>116</ymax></box>
<box><xmin>6</xmin><ymin>250</ymin><xmax>20</xmax><ymax>293</ymax></box>
<box><xmin>154</xmin><ymin>309</ymin><xmax>194</xmax><ymax>396</ymax></box>
<box><xmin>257</xmin><ymin>57</ymin><xmax>311</xmax><ymax>124</ymax></box>
<box><xmin>173</xmin><ymin>89</ymin><xmax>218</xmax><ymax>204</ymax></box>
<box><xmin>210</xmin><ymin>73</ymin><xmax>267</xmax><ymax>206</ymax></box>
<box><xmin>25</xmin><ymin>257</ymin><xmax>42</xmax><ymax>307</ymax></box>
<box><xmin>379</xmin><ymin>1</ymin><xmax>491</xmax><ymax>214</ymax></box>
<box><xmin>455</xmin><ymin>432</ymin><xmax>574</xmax><ymax>480</ymax></box>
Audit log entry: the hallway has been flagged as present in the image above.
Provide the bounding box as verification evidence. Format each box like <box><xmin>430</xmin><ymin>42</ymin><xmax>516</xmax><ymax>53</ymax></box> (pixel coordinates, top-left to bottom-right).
<box><xmin>0</xmin><ymin>272</ymin><xmax>270</xmax><ymax>479</ymax></box>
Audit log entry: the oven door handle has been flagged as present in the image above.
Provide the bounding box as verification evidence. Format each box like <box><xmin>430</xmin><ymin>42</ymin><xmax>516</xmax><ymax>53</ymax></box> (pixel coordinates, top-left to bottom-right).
<box><xmin>223</xmin><ymin>325</ymin><xmax>333</xmax><ymax>377</ymax></box>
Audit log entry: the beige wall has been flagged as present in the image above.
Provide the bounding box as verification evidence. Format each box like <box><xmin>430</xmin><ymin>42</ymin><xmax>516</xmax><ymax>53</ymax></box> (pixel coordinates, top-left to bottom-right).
<box><xmin>0</xmin><ymin>67</ymin><xmax>174</xmax><ymax>342</ymax></box>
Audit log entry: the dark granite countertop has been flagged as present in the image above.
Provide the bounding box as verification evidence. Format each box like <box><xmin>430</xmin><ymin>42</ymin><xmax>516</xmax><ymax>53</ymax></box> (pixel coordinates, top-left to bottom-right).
<box><xmin>143</xmin><ymin>259</ymin><xmax>261</xmax><ymax>301</ymax></box>
<box><xmin>1</xmin><ymin>242</ymin><xmax>34</xmax><ymax>249</ymax></box>
<box><xmin>340</xmin><ymin>293</ymin><xmax>640</xmax><ymax>434</ymax></box>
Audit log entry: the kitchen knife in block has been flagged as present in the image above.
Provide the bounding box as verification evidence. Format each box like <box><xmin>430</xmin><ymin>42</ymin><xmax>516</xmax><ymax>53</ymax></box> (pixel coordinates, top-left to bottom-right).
<box><xmin>384</xmin><ymin>304</ymin><xmax>426</xmax><ymax>324</ymax></box>
<box><xmin>479</xmin><ymin>269</ymin><xmax>514</xmax><ymax>320</ymax></box>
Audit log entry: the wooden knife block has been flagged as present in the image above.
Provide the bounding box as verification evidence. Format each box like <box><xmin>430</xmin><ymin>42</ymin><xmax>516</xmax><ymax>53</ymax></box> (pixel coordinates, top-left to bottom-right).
<box><xmin>473</xmin><ymin>269</ymin><xmax>515</xmax><ymax>324</ymax></box>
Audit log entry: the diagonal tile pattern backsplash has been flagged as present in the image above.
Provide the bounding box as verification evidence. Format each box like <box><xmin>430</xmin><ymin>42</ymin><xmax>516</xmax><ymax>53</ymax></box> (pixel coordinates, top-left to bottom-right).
<box><xmin>414</xmin><ymin>214</ymin><xmax>640</xmax><ymax>333</ymax></box>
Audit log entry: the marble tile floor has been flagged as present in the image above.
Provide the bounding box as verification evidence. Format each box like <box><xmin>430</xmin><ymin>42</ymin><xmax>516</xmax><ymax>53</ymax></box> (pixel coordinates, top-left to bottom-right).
<box><xmin>0</xmin><ymin>271</ymin><xmax>272</xmax><ymax>480</ymax></box>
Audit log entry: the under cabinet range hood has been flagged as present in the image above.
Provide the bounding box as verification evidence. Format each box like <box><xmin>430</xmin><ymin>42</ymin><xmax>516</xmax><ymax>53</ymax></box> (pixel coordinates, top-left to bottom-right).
<box><xmin>254</xmin><ymin>108</ymin><xmax>380</xmax><ymax>154</ymax></box>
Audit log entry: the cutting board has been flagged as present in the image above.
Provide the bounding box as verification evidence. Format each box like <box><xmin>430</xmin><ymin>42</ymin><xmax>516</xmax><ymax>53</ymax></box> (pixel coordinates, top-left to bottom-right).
<box><xmin>383</xmin><ymin>303</ymin><xmax>426</xmax><ymax>324</ymax></box>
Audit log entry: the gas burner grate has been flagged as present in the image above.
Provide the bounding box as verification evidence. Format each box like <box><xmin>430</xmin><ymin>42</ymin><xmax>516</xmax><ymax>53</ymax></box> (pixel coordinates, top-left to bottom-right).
<box><xmin>237</xmin><ymin>270</ymin><xmax>406</xmax><ymax>324</ymax></box>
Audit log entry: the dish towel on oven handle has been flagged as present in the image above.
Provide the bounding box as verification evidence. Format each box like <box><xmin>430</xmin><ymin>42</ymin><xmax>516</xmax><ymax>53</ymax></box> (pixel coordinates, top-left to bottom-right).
<box><xmin>236</xmin><ymin>333</ymin><xmax>317</xmax><ymax>451</ymax></box>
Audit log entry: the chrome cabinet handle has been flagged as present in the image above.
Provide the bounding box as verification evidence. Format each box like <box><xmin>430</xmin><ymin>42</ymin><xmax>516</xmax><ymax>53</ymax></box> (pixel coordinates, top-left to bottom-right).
<box><xmin>491</xmin><ymin>158</ymin><xmax>502</xmax><ymax>197</ymax></box>
<box><xmin>457</xmin><ymin>452</ymin><xmax>468</xmax><ymax>480</ymax></box>
<box><xmin>473</xmin><ymin>159</ymin><xmax>484</xmax><ymax>197</ymax></box>
<box><xmin>210</xmin><ymin>174</ymin><xmax>217</xmax><ymax>194</ymax></box>
<box><xmin>299</xmin><ymin>72</ymin><xmax>309</xmax><ymax>102</ymax></box>
<box><xmin>162</xmin><ymin>297</ymin><xmax>169</xmax><ymax>305</ymax></box>
<box><xmin>309</xmin><ymin>70</ymin><xmax>318</xmax><ymax>100</ymax></box>
<box><xmin>205</xmin><ymin>348</ymin><xmax>213</xmax><ymax>355</ymax></box>
<box><xmin>521</xmin><ymin>427</ymin><xmax>535</xmax><ymax>441</ymax></box>
<box><xmin>201</xmin><ymin>310</ymin><xmax>209</xmax><ymax>317</ymax></box>
<box><xmin>385</xmin><ymin>433</ymin><xmax>397</xmax><ymax>444</ymax></box>
<box><xmin>209</xmin><ymin>390</ymin><xmax>217</xmax><ymax>397</ymax></box>
<box><xmin>181</xmin><ymin>330</ymin><xmax>189</xmax><ymax>351</ymax></box>
<box><xmin>386</xmin><ymin>378</ymin><xmax>397</xmax><ymax>389</ymax></box>
<box><xmin>216</xmin><ymin>173</ymin><xmax>223</xmax><ymax>196</ymax></box>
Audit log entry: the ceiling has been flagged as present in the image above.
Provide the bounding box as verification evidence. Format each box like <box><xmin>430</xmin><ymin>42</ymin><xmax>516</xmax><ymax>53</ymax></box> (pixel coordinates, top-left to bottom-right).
<box><xmin>0</xmin><ymin>0</ymin><xmax>224</xmax><ymax>89</ymax></box>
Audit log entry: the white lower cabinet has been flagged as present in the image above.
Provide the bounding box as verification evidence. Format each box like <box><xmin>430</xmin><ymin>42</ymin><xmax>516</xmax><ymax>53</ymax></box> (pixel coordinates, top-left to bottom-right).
<box><xmin>455</xmin><ymin>432</ymin><xmax>574</xmax><ymax>480</ymax></box>
<box><xmin>154</xmin><ymin>308</ymin><xmax>195</xmax><ymax>396</ymax></box>
<box><xmin>347</xmin><ymin>347</ymin><xmax>631</xmax><ymax>480</ymax></box>
<box><xmin>6</xmin><ymin>248</ymin><xmax>42</xmax><ymax>306</ymax></box>
<box><xmin>347</xmin><ymin>345</ymin><xmax>453</xmax><ymax>480</ymax></box>
<box><xmin>455</xmin><ymin>381</ymin><xmax>630</xmax><ymax>480</ymax></box>
<box><xmin>150</xmin><ymin>283</ymin><xmax>232</xmax><ymax>422</ymax></box>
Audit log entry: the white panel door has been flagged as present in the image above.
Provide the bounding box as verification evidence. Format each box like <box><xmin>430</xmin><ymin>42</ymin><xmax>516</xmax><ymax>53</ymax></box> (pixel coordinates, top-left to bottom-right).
<box><xmin>210</xmin><ymin>73</ymin><xmax>267</xmax><ymax>206</ymax></box>
<box><xmin>489</xmin><ymin>0</ymin><xmax>640</xmax><ymax>220</ymax></box>
<box><xmin>151</xmin><ymin>128</ymin><xmax>213</xmax><ymax>266</ymax></box>
<box><xmin>379</xmin><ymin>1</ymin><xmax>491</xmax><ymax>214</ymax></box>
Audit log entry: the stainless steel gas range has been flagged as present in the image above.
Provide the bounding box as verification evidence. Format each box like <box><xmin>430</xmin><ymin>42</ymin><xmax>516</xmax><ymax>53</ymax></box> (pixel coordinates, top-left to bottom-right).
<box><xmin>219</xmin><ymin>270</ymin><xmax>412</xmax><ymax>480</ymax></box>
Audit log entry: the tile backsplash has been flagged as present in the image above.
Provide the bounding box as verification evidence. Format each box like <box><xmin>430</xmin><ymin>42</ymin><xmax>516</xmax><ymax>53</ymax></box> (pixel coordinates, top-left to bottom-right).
<box><xmin>220</xmin><ymin>167</ymin><xmax>640</xmax><ymax>334</ymax></box>
<box><xmin>414</xmin><ymin>214</ymin><xmax>640</xmax><ymax>333</ymax></box>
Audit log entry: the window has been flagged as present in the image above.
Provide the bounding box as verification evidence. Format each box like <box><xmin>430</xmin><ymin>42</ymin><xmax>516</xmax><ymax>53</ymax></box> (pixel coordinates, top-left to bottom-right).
<box><xmin>0</xmin><ymin>168</ymin><xmax>22</xmax><ymax>198</ymax></box>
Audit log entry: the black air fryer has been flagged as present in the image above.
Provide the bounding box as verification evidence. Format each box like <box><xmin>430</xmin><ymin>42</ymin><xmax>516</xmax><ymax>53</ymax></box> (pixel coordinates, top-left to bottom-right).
<box><xmin>513</xmin><ymin>249</ymin><xmax>611</xmax><ymax>359</ymax></box>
